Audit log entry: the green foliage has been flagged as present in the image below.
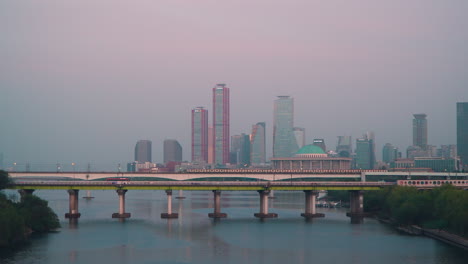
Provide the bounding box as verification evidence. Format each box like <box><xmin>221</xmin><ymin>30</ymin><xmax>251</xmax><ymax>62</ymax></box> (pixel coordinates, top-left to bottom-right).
<box><xmin>0</xmin><ymin>171</ymin><xmax>61</xmax><ymax>248</ymax></box>
<box><xmin>18</xmin><ymin>195</ymin><xmax>60</xmax><ymax>233</ymax></box>
<box><xmin>0</xmin><ymin>170</ymin><xmax>11</xmax><ymax>190</ymax></box>
<box><xmin>365</xmin><ymin>185</ymin><xmax>468</xmax><ymax>237</ymax></box>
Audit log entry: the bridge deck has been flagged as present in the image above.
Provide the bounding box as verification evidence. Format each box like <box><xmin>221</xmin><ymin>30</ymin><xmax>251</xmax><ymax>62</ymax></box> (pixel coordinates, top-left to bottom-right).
<box><xmin>10</xmin><ymin>181</ymin><xmax>394</xmax><ymax>191</ymax></box>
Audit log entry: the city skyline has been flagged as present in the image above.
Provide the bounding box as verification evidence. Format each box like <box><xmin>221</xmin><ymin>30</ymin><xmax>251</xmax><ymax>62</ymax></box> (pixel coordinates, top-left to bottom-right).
<box><xmin>1</xmin><ymin>1</ymin><xmax>467</xmax><ymax>169</ymax></box>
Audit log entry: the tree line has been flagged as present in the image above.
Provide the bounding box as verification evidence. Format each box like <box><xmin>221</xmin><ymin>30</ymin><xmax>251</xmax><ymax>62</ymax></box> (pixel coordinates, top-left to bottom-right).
<box><xmin>0</xmin><ymin>170</ymin><xmax>60</xmax><ymax>248</ymax></box>
<box><xmin>365</xmin><ymin>185</ymin><xmax>468</xmax><ymax>237</ymax></box>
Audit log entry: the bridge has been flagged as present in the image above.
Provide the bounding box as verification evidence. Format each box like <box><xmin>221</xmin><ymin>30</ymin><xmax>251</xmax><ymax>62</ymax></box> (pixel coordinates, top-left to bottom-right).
<box><xmin>7</xmin><ymin>170</ymin><xmax>468</xmax><ymax>223</ymax></box>
<box><xmin>9</xmin><ymin>170</ymin><xmax>468</xmax><ymax>182</ymax></box>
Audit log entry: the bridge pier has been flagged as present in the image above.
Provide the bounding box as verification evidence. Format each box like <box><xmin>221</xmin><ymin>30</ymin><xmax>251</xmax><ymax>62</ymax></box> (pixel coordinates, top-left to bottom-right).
<box><xmin>18</xmin><ymin>189</ymin><xmax>35</xmax><ymax>202</ymax></box>
<box><xmin>301</xmin><ymin>191</ymin><xmax>325</xmax><ymax>219</ymax></box>
<box><xmin>346</xmin><ymin>190</ymin><xmax>368</xmax><ymax>223</ymax></box>
<box><xmin>65</xmin><ymin>189</ymin><xmax>81</xmax><ymax>219</ymax></box>
<box><xmin>161</xmin><ymin>190</ymin><xmax>178</xmax><ymax>219</ymax></box>
<box><xmin>176</xmin><ymin>190</ymin><xmax>185</xmax><ymax>199</ymax></box>
<box><xmin>112</xmin><ymin>189</ymin><xmax>131</xmax><ymax>218</ymax></box>
<box><xmin>208</xmin><ymin>190</ymin><xmax>227</xmax><ymax>218</ymax></box>
<box><xmin>254</xmin><ymin>190</ymin><xmax>278</xmax><ymax>219</ymax></box>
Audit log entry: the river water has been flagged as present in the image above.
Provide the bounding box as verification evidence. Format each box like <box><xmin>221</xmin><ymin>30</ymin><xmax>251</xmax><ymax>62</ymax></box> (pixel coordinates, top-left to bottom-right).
<box><xmin>1</xmin><ymin>190</ymin><xmax>467</xmax><ymax>264</ymax></box>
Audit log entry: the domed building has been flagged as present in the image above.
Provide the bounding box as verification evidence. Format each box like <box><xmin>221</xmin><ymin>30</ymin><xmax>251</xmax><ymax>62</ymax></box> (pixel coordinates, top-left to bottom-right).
<box><xmin>271</xmin><ymin>144</ymin><xmax>352</xmax><ymax>170</ymax></box>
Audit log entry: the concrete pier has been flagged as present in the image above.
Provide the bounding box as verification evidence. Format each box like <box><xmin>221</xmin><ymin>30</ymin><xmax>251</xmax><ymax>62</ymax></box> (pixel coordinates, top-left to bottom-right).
<box><xmin>161</xmin><ymin>190</ymin><xmax>179</xmax><ymax>219</ymax></box>
<box><xmin>301</xmin><ymin>190</ymin><xmax>325</xmax><ymax>219</ymax></box>
<box><xmin>65</xmin><ymin>189</ymin><xmax>81</xmax><ymax>219</ymax></box>
<box><xmin>112</xmin><ymin>189</ymin><xmax>131</xmax><ymax>218</ymax></box>
<box><xmin>175</xmin><ymin>190</ymin><xmax>185</xmax><ymax>199</ymax></box>
<box><xmin>254</xmin><ymin>190</ymin><xmax>278</xmax><ymax>219</ymax></box>
<box><xmin>346</xmin><ymin>190</ymin><xmax>367</xmax><ymax>223</ymax></box>
<box><xmin>18</xmin><ymin>189</ymin><xmax>35</xmax><ymax>202</ymax></box>
<box><xmin>208</xmin><ymin>190</ymin><xmax>227</xmax><ymax>218</ymax></box>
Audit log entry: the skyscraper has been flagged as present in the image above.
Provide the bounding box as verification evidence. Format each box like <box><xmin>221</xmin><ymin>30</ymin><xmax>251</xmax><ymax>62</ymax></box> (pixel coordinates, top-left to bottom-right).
<box><xmin>164</xmin><ymin>139</ymin><xmax>182</xmax><ymax>164</ymax></box>
<box><xmin>250</xmin><ymin>122</ymin><xmax>266</xmax><ymax>165</ymax></box>
<box><xmin>191</xmin><ymin>107</ymin><xmax>208</xmax><ymax>163</ymax></box>
<box><xmin>413</xmin><ymin>114</ymin><xmax>428</xmax><ymax>149</ymax></box>
<box><xmin>273</xmin><ymin>96</ymin><xmax>298</xmax><ymax>157</ymax></box>
<box><xmin>355</xmin><ymin>133</ymin><xmax>375</xmax><ymax>169</ymax></box>
<box><xmin>293</xmin><ymin>127</ymin><xmax>306</xmax><ymax>149</ymax></box>
<box><xmin>213</xmin><ymin>84</ymin><xmax>230</xmax><ymax>166</ymax></box>
<box><xmin>135</xmin><ymin>140</ymin><xmax>152</xmax><ymax>163</ymax></box>
<box><xmin>336</xmin><ymin>136</ymin><xmax>352</xmax><ymax>157</ymax></box>
<box><xmin>457</xmin><ymin>102</ymin><xmax>468</xmax><ymax>170</ymax></box>
<box><xmin>231</xmin><ymin>134</ymin><xmax>250</xmax><ymax>167</ymax></box>
<box><xmin>382</xmin><ymin>143</ymin><xmax>398</xmax><ymax>164</ymax></box>
<box><xmin>313</xmin><ymin>139</ymin><xmax>326</xmax><ymax>152</ymax></box>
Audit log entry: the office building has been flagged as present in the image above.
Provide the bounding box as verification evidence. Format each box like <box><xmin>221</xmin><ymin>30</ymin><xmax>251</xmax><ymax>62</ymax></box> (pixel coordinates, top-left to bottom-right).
<box><xmin>250</xmin><ymin>122</ymin><xmax>266</xmax><ymax>165</ymax></box>
<box><xmin>208</xmin><ymin>126</ymin><xmax>214</xmax><ymax>164</ymax></box>
<box><xmin>135</xmin><ymin>140</ymin><xmax>152</xmax><ymax>163</ymax></box>
<box><xmin>273</xmin><ymin>96</ymin><xmax>298</xmax><ymax>157</ymax></box>
<box><xmin>163</xmin><ymin>139</ymin><xmax>182</xmax><ymax>164</ymax></box>
<box><xmin>413</xmin><ymin>114</ymin><xmax>428</xmax><ymax>149</ymax></box>
<box><xmin>382</xmin><ymin>143</ymin><xmax>398</xmax><ymax>164</ymax></box>
<box><xmin>192</xmin><ymin>107</ymin><xmax>208</xmax><ymax>162</ymax></box>
<box><xmin>437</xmin><ymin>145</ymin><xmax>457</xmax><ymax>159</ymax></box>
<box><xmin>355</xmin><ymin>133</ymin><xmax>375</xmax><ymax>170</ymax></box>
<box><xmin>293</xmin><ymin>127</ymin><xmax>306</xmax><ymax>149</ymax></box>
<box><xmin>231</xmin><ymin>134</ymin><xmax>250</xmax><ymax>167</ymax></box>
<box><xmin>336</xmin><ymin>136</ymin><xmax>352</xmax><ymax>158</ymax></box>
<box><xmin>213</xmin><ymin>84</ymin><xmax>230</xmax><ymax>166</ymax></box>
<box><xmin>313</xmin><ymin>139</ymin><xmax>326</xmax><ymax>152</ymax></box>
<box><xmin>457</xmin><ymin>102</ymin><xmax>468</xmax><ymax>170</ymax></box>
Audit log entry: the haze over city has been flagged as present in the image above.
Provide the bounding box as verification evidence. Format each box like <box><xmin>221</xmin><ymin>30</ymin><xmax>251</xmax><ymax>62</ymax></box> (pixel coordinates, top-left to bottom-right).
<box><xmin>1</xmin><ymin>0</ymin><xmax>467</xmax><ymax>170</ymax></box>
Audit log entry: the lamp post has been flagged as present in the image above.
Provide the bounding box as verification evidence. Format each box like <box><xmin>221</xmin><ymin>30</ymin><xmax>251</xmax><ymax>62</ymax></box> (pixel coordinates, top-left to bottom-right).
<box><xmin>13</xmin><ymin>162</ymin><xmax>16</xmax><ymax>172</ymax></box>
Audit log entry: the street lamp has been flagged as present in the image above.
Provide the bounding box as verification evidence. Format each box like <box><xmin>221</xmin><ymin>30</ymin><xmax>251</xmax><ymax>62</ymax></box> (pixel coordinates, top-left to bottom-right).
<box><xmin>13</xmin><ymin>162</ymin><xmax>16</xmax><ymax>172</ymax></box>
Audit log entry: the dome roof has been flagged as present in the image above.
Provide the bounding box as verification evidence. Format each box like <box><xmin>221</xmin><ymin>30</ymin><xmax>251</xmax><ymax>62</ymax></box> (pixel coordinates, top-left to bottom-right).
<box><xmin>296</xmin><ymin>144</ymin><xmax>326</xmax><ymax>155</ymax></box>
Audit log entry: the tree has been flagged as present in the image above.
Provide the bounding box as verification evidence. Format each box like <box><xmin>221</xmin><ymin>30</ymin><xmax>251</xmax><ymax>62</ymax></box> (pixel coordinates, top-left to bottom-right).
<box><xmin>0</xmin><ymin>170</ymin><xmax>11</xmax><ymax>190</ymax></box>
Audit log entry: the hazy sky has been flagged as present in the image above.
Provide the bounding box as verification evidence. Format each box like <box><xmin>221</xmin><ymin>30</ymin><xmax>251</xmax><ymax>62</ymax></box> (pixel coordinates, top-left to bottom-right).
<box><xmin>1</xmin><ymin>0</ymin><xmax>467</xmax><ymax>170</ymax></box>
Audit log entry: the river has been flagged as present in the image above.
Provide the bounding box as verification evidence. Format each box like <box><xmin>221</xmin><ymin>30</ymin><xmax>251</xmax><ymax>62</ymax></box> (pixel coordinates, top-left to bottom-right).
<box><xmin>1</xmin><ymin>189</ymin><xmax>467</xmax><ymax>264</ymax></box>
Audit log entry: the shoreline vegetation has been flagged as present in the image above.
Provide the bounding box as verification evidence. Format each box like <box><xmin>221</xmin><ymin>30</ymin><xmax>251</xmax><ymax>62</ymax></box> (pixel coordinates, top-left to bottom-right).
<box><xmin>0</xmin><ymin>170</ymin><xmax>60</xmax><ymax>249</ymax></box>
<box><xmin>363</xmin><ymin>185</ymin><xmax>468</xmax><ymax>250</ymax></box>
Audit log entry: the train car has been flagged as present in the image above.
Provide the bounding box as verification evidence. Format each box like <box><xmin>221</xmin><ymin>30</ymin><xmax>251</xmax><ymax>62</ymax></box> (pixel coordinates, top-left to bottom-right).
<box><xmin>106</xmin><ymin>177</ymin><xmax>131</xmax><ymax>181</ymax></box>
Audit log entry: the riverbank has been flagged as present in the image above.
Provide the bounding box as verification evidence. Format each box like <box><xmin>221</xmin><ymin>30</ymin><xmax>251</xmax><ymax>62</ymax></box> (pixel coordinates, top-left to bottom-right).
<box><xmin>376</xmin><ymin>217</ymin><xmax>468</xmax><ymax>250</ymax></box>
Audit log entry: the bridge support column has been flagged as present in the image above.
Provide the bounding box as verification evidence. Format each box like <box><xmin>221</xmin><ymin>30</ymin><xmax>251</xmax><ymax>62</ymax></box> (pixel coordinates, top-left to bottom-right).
<box><xmin>208</xmin><ymin>190</ymin><xmax>227</xmax><ymax>218</ymax></box>
<box><xmin>301</xmin><ymin>191</ymin><xmax>325</xmax><ymax>219</ymax></box>
<box><xmin>161</xmin><ymin>190</ymin><xmax>178</xmax><ymax>219</ymax></box>
<box><xmin>254</xmin><ymin>190</ymin><xmax>278</xmax><ymax>219</ymax></box>
<box><xmin>346</xmin><ymin>190</ymin><xmax>368</xmax><ymax>223</ymax></box>
<box><xmin>65</xmin><ymin>189</ymin><xmax>81</xmax><ymax>219</ymax></box>
<box><xmin>18</xmin><ymin>189</ymin><xmax>35</xmax><ymax>202</ymax></box>
<box><xmin>112</xmin><ymin>189</ymin><xmax>131</xmax><ymax>218</ymax></box>
<box><xmin>176</xmin><ymin>190</ymin><xmax>185</xmax><ymax>199</ymax></box>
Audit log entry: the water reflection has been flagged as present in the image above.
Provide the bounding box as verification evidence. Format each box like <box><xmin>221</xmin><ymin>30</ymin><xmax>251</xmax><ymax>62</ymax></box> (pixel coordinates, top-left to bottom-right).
<box><xmin>1</xmin><ymin>190</ymin><xmax>468</xmax><ymax>264</ymax></box>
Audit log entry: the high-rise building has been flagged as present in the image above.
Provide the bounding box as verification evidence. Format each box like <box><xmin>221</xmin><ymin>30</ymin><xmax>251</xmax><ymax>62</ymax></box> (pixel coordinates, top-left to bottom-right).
<box><xmin>135</xmin><ymin>140</ymin><xmax>152</xmax><ymax>163</ymax></box>
<box><xmin>293</xmin><ymin>127</ymin><xmax>306</xmax><ymax>149</ymax></box>
<box><xmin>213</xmin><ymin>84</ymin><xmax>230</xmax><ymax>166</ymax></box>
<box><xmin>437</xmin><ymin>145</ymin><xmax>457</xmax><ymax>159</ymax></box>
<box><xmin>336</xmin><ymin>136</ymin><xmax>352</xmax><ymax>157</ymax></box>
<box><xmin>457</xmin><ymin>102</ymin><xmax>468</xmax><ymax>170</ymax></box>
<box><xmin>250</xmin><ymin>122</ymin><xmax>266</xmax><ymax>165</ymax></box>
<box><xmin>208</xmin><ymin>126</ymin><xmax>214</xmax><ymax>164</ymax></box>
<box><xmin>273</xmin><ymin>96</ymin><xmax>298</xmax><ymax>157</ymax></box>
<box><xmin>382</xmin><ymin>143</ymin><xmax>398</xmax><ymax>164</ymax></box>
<box><xmin>313</xmin><ymin>139</ymin><xmax>326</xmax><ymax>152</ymax></box>
<box><xmin>231</xmin><ymin>134</ymin><xmax>250</xmax><ymax>167</ymax></box>
<box><xmin>191</xmin><ymin>107</ymin><xmax>208</xmax><ymax>162</ymax></box>
<box><xmin>413</xmin><ymin>114</ymin><xmax>428</xmax><ymax>149</ymax></box>
<box><xmin>355</xmin><ymin>133</ymin><xmax>375</xmax><ymax>169</ymax></box>
<box><xmin>164</xmin><ymin>139</ymin><xmax>182</xmax><ymax>164</ymax></box>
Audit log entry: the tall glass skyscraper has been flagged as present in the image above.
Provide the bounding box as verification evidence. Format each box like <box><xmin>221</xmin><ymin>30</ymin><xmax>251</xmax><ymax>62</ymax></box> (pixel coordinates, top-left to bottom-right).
<box><xmin>191</xmin><ymin>107</ymin><xmax>208</xmax><ymax>162</ymax></box>
<box><xmin>135</xmin><ymin>140</ymin><xmax>152</xmax><ymax>163</ymax></box>
<box><xmin>413</xmin><ymin>114</ymin><xmax>428</xmax><ymax>149</ymax></box>
<box><xmin>250</xmin><ymin>122</ymin><xmax>266</xmax><ymax>165</ymax></box>
<box><xmin>273</xmin><ymin>96</ymin><xmax>298</xmax><ymax>157</ymax></box>
<box><xmin>355</xmin><ymin>132</ymin><xmax>375</xmax><ymax>170</ymax></box>
<box><xmin>457</xmin><ymin>102</ymin><xmax>468</xmax><ymax>170</ymax></box>
<box><xmin>213</xmin><ymin>84</ymin><xmax>230</xmax><ymax>166</ymax></box>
